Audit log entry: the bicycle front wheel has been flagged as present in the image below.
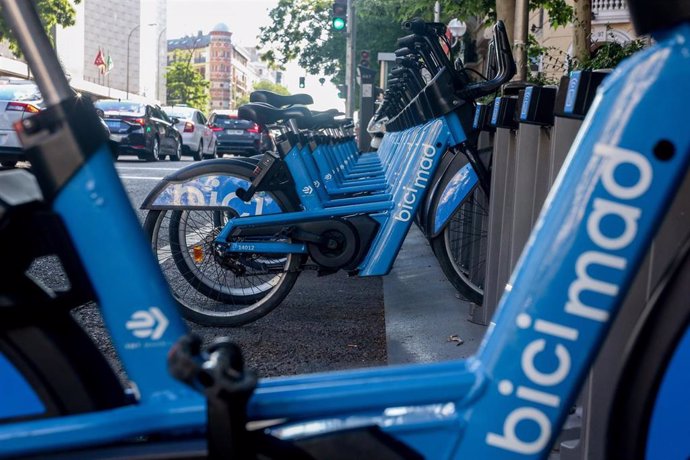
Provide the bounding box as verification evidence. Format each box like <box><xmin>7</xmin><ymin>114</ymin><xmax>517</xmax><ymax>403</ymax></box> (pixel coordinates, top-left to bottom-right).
<box><xmin>0</xmin><ymin>313</ymin><xmax>127</xmax><ymax>426</ymax></box>
<box><xmin>430</xmin><ymin>185</ymin><xmax>489</xmax><ymax>305</ymax></box>
<box><xmin>607</xmin><ymin>239</ymin><xmax>690</xmax><ymax>460</ymax></box>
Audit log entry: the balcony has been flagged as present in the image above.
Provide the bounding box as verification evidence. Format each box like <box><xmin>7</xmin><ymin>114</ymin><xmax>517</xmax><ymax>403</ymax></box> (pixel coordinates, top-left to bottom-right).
<box><xmin>592</xmin><ymin>0</ymin><xmax>630</xmax><ymax>24</ymax></box>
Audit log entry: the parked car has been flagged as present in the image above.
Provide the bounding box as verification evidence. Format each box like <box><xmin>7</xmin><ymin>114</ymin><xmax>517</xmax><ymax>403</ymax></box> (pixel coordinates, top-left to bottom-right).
<box><xmin>208</xmin><ymin>110</ymin><xmax>273</xmax><ymax>157</ymax></box>
<box><xmin>162</xmin><ymin>105</ymin><xmax>217</xmax><ymax>160</ymax></box>
<box><xmin>0</xmin><ymin>79</ymin><xmax>42</xmax><ymax>168</ymax></box>
<box><xmin>95</xmin><ymin>100</ymin><xmax>182</xmax><ymax>162</ymax></box>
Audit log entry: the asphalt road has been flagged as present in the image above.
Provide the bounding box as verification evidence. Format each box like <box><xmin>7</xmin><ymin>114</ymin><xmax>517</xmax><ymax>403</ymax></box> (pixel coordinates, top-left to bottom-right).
<box><xmin>29</xmin><ymin>155</ymin><xmax>387</xmax><ymax>379</ymax></box>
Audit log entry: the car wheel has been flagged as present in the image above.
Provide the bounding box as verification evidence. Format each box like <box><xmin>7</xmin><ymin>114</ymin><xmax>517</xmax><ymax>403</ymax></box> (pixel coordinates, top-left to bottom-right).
<box><xmin>1</xmin><ymin>161</ymin><xmax>18</xmax><ymax>168</ymax></box>
<box><xmin>147</xmin><ymin>137</ymin><xmax>160</xmax><ymax>162</ymax></box>
<box><xmin>170</xmin><ymin>140</ymin><xmax>182</xmax><ymax>161</ymax></box>
<box><xmin>192</xmin><ymin>141</ymin><xmax>202</xmax><ymax>161</ymax></box>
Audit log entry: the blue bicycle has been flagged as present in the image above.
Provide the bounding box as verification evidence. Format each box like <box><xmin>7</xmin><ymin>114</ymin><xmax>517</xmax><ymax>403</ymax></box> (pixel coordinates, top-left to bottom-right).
<box><xmin>1</xmin><ymin>0</ymin><xmax>690</xmax><ymax>458</ymax></box>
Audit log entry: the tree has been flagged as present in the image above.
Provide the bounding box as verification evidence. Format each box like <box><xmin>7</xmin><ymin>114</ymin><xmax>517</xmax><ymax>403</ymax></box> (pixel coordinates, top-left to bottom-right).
<box><xmin>234</xmin><ymin>79</ymin><xmax>290</xmax><ymax>107</ymax></box>
<box><xmin>0</xmin><ymin>0</ymin><xmax>81</xmax><ymax>55</ymax></box>
<box><xmin>572</xmin><ymin>0</ymin><xmax>592</xmax><ymax>66</ymax></box>
<box><xmin>166</xmin><ymin>51</ymin><xmax>210</xmax><ymax>111</ymax></box>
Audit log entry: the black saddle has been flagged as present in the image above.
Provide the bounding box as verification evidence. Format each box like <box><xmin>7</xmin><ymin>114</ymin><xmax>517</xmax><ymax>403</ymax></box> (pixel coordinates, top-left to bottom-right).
<box><xmin>249</xmin><ymin>91</ymin><xmax>314</xmax><ymax>108</ymax></box>
<box><xmin>238</xmin><ymin>103</ymin><xmax>311</xmax><ymax>125</ymax></box>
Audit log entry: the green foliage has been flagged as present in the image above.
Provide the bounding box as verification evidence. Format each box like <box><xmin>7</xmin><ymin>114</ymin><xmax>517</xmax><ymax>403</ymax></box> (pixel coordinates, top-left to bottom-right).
<box><xmin>0</xmin><ymin>0</ymin><xmax>81</xmax><ymax>55</ymax></box>
<box><xmin>530</xmin><ymin>0</ymin><xmax>572</xmax><ymax>28</ymax></box>
<box><xmin>257</xmin><ymin>0</ymin><xmax>575</xmax><ymax>85</ymax></box>
<box><xmin>234</xmin><ymin>80</ymin><xmax>290</xmax><ymax>107</ymax></box>
<box><xmin>525</xmin><ymin>33</ymin><xmax>567</xmax><ymax>85</ymax></box>
<box><xmin>166</xmin><ymin>51</ymin><xmax>210</xmax><ymax>111</ymax></box>
<box><xmin>576</xmin><ymin>39</ymin><xmax>646</xmax><ymax>70</ymax></box>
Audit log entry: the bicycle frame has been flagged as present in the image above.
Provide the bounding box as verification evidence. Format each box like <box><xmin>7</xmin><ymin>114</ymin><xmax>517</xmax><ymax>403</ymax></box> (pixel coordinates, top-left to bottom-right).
<box><xmin>2</xmin><ymin>1</ymin><xmax>690</xmax><ymax>457</ymax></box>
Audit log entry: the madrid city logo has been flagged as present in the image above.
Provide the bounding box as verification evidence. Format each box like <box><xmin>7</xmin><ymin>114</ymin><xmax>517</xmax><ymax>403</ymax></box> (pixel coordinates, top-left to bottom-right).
<box><xmin>126</xmin><ymin>307</ymin><xmax>169</xmax><ymax>340</ymax></box>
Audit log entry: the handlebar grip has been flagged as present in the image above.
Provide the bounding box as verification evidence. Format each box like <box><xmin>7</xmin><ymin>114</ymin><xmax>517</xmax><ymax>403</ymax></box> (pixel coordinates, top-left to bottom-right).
<box><xmin>395</xmin><ymin>47</ymin><xmax>414</xmax><ymax>57</ymax></box>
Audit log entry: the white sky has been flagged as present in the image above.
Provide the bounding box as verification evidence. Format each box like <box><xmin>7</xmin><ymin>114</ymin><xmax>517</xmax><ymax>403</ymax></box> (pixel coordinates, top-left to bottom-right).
<box><xmin>166</xmin><ymin>0</ymin><xmax>345</xmax><ymax>111</ymax></box>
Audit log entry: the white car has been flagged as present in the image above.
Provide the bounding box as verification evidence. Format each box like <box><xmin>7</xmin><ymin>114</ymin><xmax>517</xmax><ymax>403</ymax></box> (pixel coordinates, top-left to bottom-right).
<box><xmin>162</xmin><ymin>106</ymin><xmax>217</xmax><ymax>161</ymax></box>
<box><xmin>0</xmin><ymin>79</ymin><xmax>42</xmax><ymax>167</ymax></box>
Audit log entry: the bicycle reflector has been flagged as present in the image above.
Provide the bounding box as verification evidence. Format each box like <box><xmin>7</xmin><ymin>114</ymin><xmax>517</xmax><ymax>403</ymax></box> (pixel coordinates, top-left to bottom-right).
<box><xmin>193</xmin><ymin>245</ymin><xmax>204</xmax><ymax>263</ymax></box>
<box><xmin>332</xmin><ymin>0</ymin><xmax>347</xmax><ymax>31</ymax></box>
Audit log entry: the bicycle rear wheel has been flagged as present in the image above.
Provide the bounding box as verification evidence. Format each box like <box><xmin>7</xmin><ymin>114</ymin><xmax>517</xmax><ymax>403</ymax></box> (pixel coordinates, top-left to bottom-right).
<box><xmin>430</xmin><ymin>185</ymin><xmax>489</xmax><ymax>305</ymax></box>
<box><xmin>145</xmin><ymin>205</ymin><xmax>301</xmax><ymax>327</ymax></box>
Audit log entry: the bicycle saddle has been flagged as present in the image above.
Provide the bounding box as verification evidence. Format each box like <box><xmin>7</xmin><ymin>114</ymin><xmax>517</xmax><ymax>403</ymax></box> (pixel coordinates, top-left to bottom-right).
<box><xmin>249</xmin><ymin>90</ymin><xmax>314</xmax><ymax>108</ymax></box>
<box><xmin>238</xmin><ymin>102</ymin><xmax>311</xmax><ymax>125</ymax></box>
<box><xmin>298</xmin><ymin>109</ymin><xmax>345</xmax><ymax>130</ymax></box>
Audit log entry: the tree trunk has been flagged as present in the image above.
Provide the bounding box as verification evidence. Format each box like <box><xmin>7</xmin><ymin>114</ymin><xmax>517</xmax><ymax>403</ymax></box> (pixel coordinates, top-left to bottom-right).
<box><xmin>495</xmin><ymin>0</ymin><xmax>516</xmax><ymax>48</ymax></box>
<box><xmin>573</xmin><ymin>0</ymin><xmax>592</xmax><ymax>65</ymax></box>
<box><xmin>514</xmin><ymin>0</ymin><xmax>529</xmax><ymax>80</ymax></box>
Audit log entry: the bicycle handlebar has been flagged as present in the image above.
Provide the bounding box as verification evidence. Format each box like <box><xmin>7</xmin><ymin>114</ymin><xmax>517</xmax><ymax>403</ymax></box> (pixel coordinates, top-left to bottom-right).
<box><xmin>454</xmin><ymin>21</ymin><xmax>516</xmax><ymax>100</ymax></box>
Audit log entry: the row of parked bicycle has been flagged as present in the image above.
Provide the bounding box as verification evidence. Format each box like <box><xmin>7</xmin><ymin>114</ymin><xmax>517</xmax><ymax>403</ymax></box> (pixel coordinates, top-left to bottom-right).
<box><xmin>139</xmin><ymin>18</ymin><xmax>515</xmax><ymax>326</ymax></box>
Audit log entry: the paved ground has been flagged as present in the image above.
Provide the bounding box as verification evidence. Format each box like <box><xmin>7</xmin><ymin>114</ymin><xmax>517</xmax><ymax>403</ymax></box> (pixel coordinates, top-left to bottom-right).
<box><xmin>383</xmin><ymin>225</ymin><xmax>488</xmax><ymax>365</ymax></box>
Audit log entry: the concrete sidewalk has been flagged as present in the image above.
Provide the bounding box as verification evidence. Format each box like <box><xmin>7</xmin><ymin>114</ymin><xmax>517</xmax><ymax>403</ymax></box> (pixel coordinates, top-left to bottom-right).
<box><xmin>383</xmin><ymin>225</ymin><xmax>488</xmax><ymax>365</ymax></box>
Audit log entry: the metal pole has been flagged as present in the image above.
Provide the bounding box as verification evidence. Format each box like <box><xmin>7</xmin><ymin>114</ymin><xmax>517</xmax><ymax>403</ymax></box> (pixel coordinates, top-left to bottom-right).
<box><xmin>514</xmin><ymin>0</ymin><xmax>529</xmax><ymax>80</ymax></box>
<box><xmin>434</xmin><ymin>1</ymin><xmax>441</xmax><ymax>22</ymax></box>
<box><xmin>0</xmin><ymin>0</ymin><xmax>73</xmax><ymax>105</ymax></box>
<box><xmin>345</xmin><ymin>0</ymin><xmax>356</xmax><ymax>118</ymax></box>
<box><xmin>156</xmin><ymin>27</ymin><xmax>167</xmax><ymax>102</ymax></box>
<box><xmin>126</xmin><ymin>24</ymin><xmax>141</xmax><ymax>99</ymax></box>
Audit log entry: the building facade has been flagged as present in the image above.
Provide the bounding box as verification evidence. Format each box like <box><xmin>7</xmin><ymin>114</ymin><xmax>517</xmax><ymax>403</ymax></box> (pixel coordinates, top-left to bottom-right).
<box><xmin>55</xmin><ymin>0</ymin><xmax>166</xmax><ymax>99</ymax></box>
<box><xmin>529</xmin><ymin>0</ymin><xmax>635</xmax><ymax>80</ymax></box>
<box><xmin>167</xmin><ymin>24</ymin><xmax>280</xmax><ymax>111</ymax></box>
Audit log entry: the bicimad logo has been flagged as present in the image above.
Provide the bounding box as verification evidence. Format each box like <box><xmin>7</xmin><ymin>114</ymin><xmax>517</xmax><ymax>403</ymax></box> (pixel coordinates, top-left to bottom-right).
<box><xmin>126</xmin><ymin>307</ymin><xmax>169</xmax><ymax>340</ymax></box>
<box><xmin>302</xmin><ymin>185</ymin><xmax>314</xmax><ymax>195</ymax></box>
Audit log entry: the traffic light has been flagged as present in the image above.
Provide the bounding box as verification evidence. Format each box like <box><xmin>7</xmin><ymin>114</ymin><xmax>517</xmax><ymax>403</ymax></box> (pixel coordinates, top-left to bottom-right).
<box><xmin>359</xmin><ymin>50</ymin><xmax>370</xmax><ymax>67</ymax></box>
<box><xmin>332</xmin><ymin>0</ymin><xmax>347</xmax><ymax>31</ymax></box>
<box><xmin>299</xmin><ymin>76</ymin><xmax>305</xmax><ymax>88</ymax></box>
<box><xmin>337</xmin><ymin>84</ymin><xmax>347</xmax><ymax>99</ymax></box>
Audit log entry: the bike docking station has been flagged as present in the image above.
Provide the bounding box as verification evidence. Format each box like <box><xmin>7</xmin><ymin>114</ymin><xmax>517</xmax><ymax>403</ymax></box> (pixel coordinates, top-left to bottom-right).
<box><xmin>465</xmin><ymin>67</ymin><xmax>690</xmax><ymax>458</ymax></box>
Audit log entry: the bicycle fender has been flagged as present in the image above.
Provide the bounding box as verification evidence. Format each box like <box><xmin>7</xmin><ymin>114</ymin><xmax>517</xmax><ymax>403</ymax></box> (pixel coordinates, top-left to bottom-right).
<box><xmin>417</xmin><ymin>148</ymin><xmax>458</xmax><ymax>237</ymax></box>
<box><xmin>429</xmin><ymin>163</ymin><xmax>478</xmax><ymax>238</ymax></box>
<box><xmin>140</xmin><ymin>158</ymin><xmax>282</xmax><ymax>215</ymax></box>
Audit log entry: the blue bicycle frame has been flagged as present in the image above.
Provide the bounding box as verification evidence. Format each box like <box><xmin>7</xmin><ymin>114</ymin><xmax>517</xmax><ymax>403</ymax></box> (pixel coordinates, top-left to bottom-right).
<box><xmin>2</xmin><ymin>12</ymin><xmax>690</xmax><ymax>460</ymax></box>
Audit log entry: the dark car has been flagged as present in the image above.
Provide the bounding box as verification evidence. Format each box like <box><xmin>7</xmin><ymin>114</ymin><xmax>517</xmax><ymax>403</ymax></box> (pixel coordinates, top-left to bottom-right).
<box><xmin>208</xmin><ymin>110</ymin><xmax>273</xmax><ymax>157</ymax></box>
<box><xmin>95</xmin><ymin>100</ymin><xmax>182</xmax><ymax>161</ymax></box>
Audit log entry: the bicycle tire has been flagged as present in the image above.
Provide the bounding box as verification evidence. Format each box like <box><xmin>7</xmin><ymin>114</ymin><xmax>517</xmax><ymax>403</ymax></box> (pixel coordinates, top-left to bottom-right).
<box><xmin>607</xmin><ymin>237</ymin><xmax>690</xmax><ymax>459</ymax></box>
<box><xmin>0</xmin><ymin>312</ymin><xmax>127</xmax><ymax>425</ymax></box>
<box><xmin>430</xmin><ymin>184</ymin><xmax>489</xmax><ymax>305</ymax></box>
<box><xmin>143</xmin><ymin>164</ymin><xmax>302</xmax><ymax>327</ymax></box>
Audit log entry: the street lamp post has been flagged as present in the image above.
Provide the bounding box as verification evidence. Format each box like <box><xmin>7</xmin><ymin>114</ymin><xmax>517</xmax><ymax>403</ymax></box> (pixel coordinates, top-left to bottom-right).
<box><xmin>126</xmin><ymin>24</ymin><xmax>140</xmax><ymax>99</ymax></box>
<box><xmin>156</xmin><ymin>27</ymin><xmax>167</xmax><ymax>102</ymax></box>
<box><xmin>126</xmin><ymin>22</ymin><xmax>156</xmax><ymax>99</ymax></box>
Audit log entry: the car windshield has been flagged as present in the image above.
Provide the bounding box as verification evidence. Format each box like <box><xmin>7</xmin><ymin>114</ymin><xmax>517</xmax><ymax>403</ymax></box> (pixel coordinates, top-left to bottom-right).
<box><xmin>214</xmin><ymin>115</ymin><xmax>253</xmax><ymax>129</ymax></box>
<box><xmin>0</xmin><ymin>83</ymin><xmax>41</xmax><ymax>102</ymax></box>
<box><xmin>163</xmin><ymin>107</ymin><xmax>194</xmax><ymax>119</ymax></box>
<box><xmin>95</xmin><ymin>100</ymin><xmax>146</xmax><ymax>116</ymax></box>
